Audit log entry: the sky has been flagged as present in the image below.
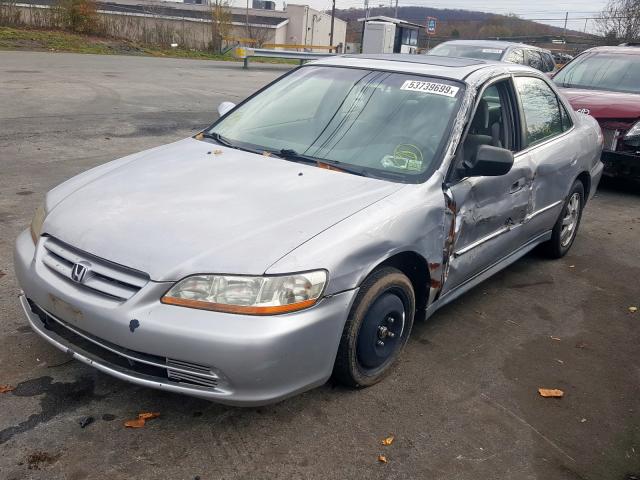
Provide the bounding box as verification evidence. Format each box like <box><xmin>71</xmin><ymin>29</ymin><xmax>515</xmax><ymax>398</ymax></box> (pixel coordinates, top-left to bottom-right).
<box><xmin>235</xmin><ymin>0</ymin><xmax>611</xmax><ymax>34</ymax></box>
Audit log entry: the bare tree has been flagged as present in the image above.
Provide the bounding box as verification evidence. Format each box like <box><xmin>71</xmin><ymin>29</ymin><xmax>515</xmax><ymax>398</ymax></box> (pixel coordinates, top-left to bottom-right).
<box><xmin>210</xmin><ymin>0</ymin><xmax>232</xmax><ymax>53</ymax></box>
<box><xmin>597</xmin><ymin>0</ymin><xmax>640</xmax><ymax>42</ymax></box>
<box><xmin>246</xmin><ymin>16</ymin><xmax>271</xmax><ymax>47</ymax></box>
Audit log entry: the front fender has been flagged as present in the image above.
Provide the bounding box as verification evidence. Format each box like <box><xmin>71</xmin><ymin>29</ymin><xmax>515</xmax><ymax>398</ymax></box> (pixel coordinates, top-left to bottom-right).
<box><xmin>266</xmin><ymin>176</ymin><xmax>447</xmax><ymax>296</ymax></box>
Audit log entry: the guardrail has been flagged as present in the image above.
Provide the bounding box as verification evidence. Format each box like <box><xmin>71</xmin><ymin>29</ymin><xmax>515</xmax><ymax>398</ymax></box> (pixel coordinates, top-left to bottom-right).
<box><xmin>233</xmin><ymin>47</ymin><xmax>336</xmax><ymax>69</ymax></box>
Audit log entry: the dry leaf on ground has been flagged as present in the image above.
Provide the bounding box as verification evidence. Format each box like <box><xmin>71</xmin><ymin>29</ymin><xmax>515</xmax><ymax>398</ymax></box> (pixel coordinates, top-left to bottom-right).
<box><xmin>124</xmin><ymin>418</ymin><xmax>146</xmax><ymax>428</ymax></box>
<box><xmin>538</xmin><ymin>388</ymin><xmax>564</xmax><ymax>398</ymax></box>
<box><xmin>629</xmin><ymin>306</ymin><xmax>638</xmax><ymax>313</ymax></box>
<box><xmin>382</xmin><ymin>436</ymin><xmax>394</xmax><ymax>446</ymax></box>
<box><xmin>550</xmin><ymin>336</ymin><xmax>561</xmax><ymax>341</ymax></box>
<box><xmin>0</xmin><ymin>384</ymin><xmax>15</xmax><ymax>394</ymax></box>
<box><xmin>138</xmin><ymin>412</ymin><xmax>160</xmax><ymax>420</ymax></box>
<box><xmin>377</xmin><ymin>455</ymin><xmax>388</xmax><ymax>464</ymax></box>
<box><xmin>124</xmin><ymin>412</ymin><xmax>160</xmax><ymax>428</ymax></box>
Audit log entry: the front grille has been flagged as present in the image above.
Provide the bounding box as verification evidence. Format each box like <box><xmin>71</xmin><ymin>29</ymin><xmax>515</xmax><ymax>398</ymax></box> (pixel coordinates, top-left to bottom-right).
<box><xmin>41</xmin><ymin>237</ymin><xmax>149</xmax><ymax>301</ymax></box>
<box><xmin>602</xmin><ymin>128</ymin><xmax>620</xmax><ymax>151</ymax></box>
<box><xmin>28</xmin><ymin>299</ymin><xmax>221</xmax><ymax>390</ymax></box>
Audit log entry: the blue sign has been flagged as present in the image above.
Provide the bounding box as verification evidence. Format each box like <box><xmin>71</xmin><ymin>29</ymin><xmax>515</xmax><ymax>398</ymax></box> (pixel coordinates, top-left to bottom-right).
<box><xmin>427</xmin><ymin>17</ymin><xmax>437</xmax><ymax>35</ymax></box>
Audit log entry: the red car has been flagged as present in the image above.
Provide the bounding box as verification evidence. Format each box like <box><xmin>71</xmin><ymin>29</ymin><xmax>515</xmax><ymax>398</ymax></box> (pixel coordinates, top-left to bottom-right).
<box><xmin>554</xmin><ymin>46</ymin><xmax>640</xmax><ymax>180</ymax></box>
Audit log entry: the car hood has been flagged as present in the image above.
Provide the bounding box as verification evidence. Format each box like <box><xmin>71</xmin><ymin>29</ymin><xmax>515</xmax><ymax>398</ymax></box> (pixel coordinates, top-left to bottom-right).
<box><xmin>559</xmin><ymin>87</ymin><xmax>640</xmax><ymax>120</ymax></box>
<box><xmin>44</xmin><ymin>138</ymin><xmax>403</xmax><ymax>281</ymax></box>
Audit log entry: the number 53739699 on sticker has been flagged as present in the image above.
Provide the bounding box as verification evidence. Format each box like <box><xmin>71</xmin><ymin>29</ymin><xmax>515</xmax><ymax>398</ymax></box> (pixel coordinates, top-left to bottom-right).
<box><xmin>400</xmin><ymin>80</ymin><xmax>460</xmax><ymax>97</ymax></box>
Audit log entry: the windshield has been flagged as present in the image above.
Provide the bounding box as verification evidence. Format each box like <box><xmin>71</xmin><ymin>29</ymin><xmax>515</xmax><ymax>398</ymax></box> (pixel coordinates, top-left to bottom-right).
<box><xmin>428</xmin><ymin>43</ymin><xmax>504</xmax><ymax>61</ymax></box>
<box><xmin>554</xmin><ymin>52</ymin><xmax>640</xmax><ymax>94</ymax></box>
<box><xmin>207</xmin><ymin>66</ymin><xmax>464</xmax><ymax>183</ymax></box>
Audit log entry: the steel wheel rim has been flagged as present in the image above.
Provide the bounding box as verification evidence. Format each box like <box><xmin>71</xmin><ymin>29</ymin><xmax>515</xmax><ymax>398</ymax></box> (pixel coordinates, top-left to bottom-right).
<box><xmin>356</xmin><ymin>289</ymin><xmax>407</xmax><ymax>373</ymax></box>
<box><xmin>560</xmin><ymin>192</ymin><xmax>580</xmax><ymax>247</ymax></box>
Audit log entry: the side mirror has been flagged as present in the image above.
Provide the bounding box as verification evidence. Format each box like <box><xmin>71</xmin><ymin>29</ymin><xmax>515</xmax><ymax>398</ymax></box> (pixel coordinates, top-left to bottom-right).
<box><xmin>465</xmin><ymin>144</ymin><xmax>514</xmax><ymax>177</ymax></box>
<box><xmin>217</xmin><ymin>101</ymin><xmax>236</xmax><ymax>117</ymax></box>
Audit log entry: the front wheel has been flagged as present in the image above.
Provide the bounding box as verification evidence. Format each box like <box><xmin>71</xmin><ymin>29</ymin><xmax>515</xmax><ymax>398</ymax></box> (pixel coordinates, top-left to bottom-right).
<box><xmin>542</xmin><ymin>180</ymin><xmax>585</xmax><ymax>258</ymax></box>
<box><xmin>332</xmin><ymin>267</ymin><xmax>415</xmax><ymax>388</ymax></box>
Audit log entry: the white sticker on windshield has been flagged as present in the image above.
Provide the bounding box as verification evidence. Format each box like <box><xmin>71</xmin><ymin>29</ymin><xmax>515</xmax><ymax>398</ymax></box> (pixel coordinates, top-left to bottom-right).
<box><xmin>482</xmin><ymin>48</ymin><xmax>503</xmax><ymax>54</ymax></box>
<box><xmin>400</xmin><ymin>80</ymin><xmax>459</xmax><ymax>98</ymax></box>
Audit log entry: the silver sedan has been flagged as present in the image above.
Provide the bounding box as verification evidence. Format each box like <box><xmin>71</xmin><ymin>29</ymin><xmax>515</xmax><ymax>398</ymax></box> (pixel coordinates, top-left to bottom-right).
<box><xmin>14</xmin><ymin>55</ymin><xmax>603</xmax><ymax>405</ymax></box>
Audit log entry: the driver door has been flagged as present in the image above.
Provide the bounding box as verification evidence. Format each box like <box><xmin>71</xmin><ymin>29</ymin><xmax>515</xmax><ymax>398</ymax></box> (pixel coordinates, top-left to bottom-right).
<box><xmin>441</xmin><ymin>77</ymin><xmax>534</xmax><ymax>295</ymax></box>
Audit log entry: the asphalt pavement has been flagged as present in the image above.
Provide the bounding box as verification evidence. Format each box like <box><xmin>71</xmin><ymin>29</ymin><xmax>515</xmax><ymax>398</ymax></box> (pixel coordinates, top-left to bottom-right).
<box><xmin>0</xmin><ymin>51</ymin><xmax>638</xmax><ymax>480</ymax></box>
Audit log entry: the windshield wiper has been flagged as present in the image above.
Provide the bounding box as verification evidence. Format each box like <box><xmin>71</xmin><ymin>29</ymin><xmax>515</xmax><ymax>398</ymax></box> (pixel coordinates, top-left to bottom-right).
<box><xmin>272</xmin><ymin>149</ymin><xmax>368</xmax><ymax>177</ymax></box>
<box><xmin>201</xmin><ymin>131</ymin><xmax>238</xmax><ymax>148</ymax></box>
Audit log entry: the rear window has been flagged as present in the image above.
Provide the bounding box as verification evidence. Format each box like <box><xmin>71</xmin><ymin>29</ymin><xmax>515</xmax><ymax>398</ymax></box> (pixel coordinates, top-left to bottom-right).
<box><xmin>554</xmin><ymin>52</ymin><xmax>640</xmax><ymax>94</ymax></box>
<box><xmin>429</xmin><ymin>43</ymin><xmax>504</xmax><ymax>61</ymax></box>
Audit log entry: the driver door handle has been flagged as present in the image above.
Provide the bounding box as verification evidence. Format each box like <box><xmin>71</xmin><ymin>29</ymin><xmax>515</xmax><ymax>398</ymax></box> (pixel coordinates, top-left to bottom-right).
<box><xmin>510</xmin><ymin>178</ymin><xmax>526</xmax><ymax>194</ymax></box>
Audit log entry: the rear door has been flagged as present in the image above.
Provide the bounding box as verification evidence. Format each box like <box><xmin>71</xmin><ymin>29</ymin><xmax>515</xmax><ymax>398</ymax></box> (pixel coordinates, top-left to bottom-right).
<box><xmin>513</xmin><ymin>75</ymin><xmax>577</xmax><ymax>234</ymax></box>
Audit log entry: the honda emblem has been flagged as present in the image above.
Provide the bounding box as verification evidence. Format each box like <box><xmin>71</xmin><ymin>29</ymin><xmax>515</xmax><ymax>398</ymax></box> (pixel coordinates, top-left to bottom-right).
<box><xmin>71</xmin><ymin>261</ymin><xmax>91</xmax><ymax>283</ymax></box>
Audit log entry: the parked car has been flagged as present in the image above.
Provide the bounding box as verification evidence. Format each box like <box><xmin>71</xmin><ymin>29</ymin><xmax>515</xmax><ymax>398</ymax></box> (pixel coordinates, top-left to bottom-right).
<box><xmin>553</xmin><ymin>52</ymin><xmax>574</xmax><ymax>68</ymax></box>
<box><xmin>15</xmin><ymin>55</ymin><xmax>603</xmax><ymax>406</ymax></box>
<box><xmin>428</xmin><ymin>40</ymin><xmax>557</xmax><ymax>73</ymax></box>
<box><xmin>554</xmin><ymin>45</ymin><xmax>640</xmax><ymax>181</ymax></box>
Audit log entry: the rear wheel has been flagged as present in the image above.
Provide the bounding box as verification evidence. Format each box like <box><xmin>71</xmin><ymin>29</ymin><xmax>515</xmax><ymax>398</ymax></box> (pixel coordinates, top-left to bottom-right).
<box><xmin>333</xmin><ymin>267</ymin><xmax>415</xmax><ymax>388</ymax></box>
<box><xmin>542</xmin><ymin>180</ymin><xmax>584</xmax><ymax>258</ymax></box>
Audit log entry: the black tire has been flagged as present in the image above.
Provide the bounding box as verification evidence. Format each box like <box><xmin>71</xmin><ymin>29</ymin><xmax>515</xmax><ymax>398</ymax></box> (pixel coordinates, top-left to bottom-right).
<box><xmin>542</xmin><ymin>180</ymin><xmax>585</xmax><ymax>259</ymax></box>
<box><xmin>332</xmin><ymin>267</ymin><xmax>415</xmax><ymax>388</ymax></box>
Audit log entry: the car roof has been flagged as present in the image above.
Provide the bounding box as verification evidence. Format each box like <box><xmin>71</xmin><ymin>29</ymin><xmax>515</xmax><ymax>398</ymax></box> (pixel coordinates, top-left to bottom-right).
<box><xmin>310</xmin><ymin>54</ymin><xmax>539</xmax><ymax>82</ymax></box>
<box><xmin>583</xmin><ymin>45</ymin><xmax>640</xmax><ymax>55</ymax></box>
<box><xmin>433</xmin><ymin>39</ymin><xmax>541</xmax><ymax>50</ymax></box>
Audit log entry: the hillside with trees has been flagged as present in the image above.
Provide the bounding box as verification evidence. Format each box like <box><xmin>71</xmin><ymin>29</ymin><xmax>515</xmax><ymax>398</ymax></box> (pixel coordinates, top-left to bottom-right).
<box><xmin>336</xmin><ymin>6</ymin><xmax>593</xmax><ymax>47</ymax></box>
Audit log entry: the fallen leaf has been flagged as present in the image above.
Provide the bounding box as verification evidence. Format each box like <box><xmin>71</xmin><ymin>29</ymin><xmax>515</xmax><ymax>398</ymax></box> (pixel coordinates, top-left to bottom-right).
<box><xmin>538</xmin><ymin>388</ymin><xmax>564</xmax><ymax>398</ymax></box>
<box><xmin>213</xmin><ymin>149</ymin><xmax>223</xmax><ymax>155</ymax></box>
<box><xmin>629</xmin><ymin>306</ymin><xmax>638</xmax><ymax>313</ymax></box>
<box><xmin>382</xmin><ymin>436</ymin><xmax>394</xmax><ymax>446</ymax></box>
<box><xmin>555</xmin><ymin>359</ymin><xmax>564</xmax><ymax>364</ymax></box>
<box><xmin>569</xmin><ymin>265</ymin><xmax>575</xmax><ymax>268</ymax></box>
<box><xmin>0</xmin><ymin>384</ymin><xmax>15</xmax><ymax>394</ymax></box>
<box><xmin>550</xmin><ymin>336</ymin><xmax>561</xmax><ymax>341</ymax></box>
<box><xmin>124</xmin><ymin>418</ymin><xmax>146</xmax><ymax>428</ymax></box>
<box><xmin>194</xmin><ymin>132</ymin><xmax>204</xmax><ymax>140</ymax></box>
<box><xmin>377</xmin><ymin>454</ymin><xmax>388</xmax><ymax>464</ymax></box>
<box><xmin>124</xmin><ymin>412</ymin><xmax>160</xmax><ymax>428</ymax></box>
<box><xmin>580</xmin><ymin>418</ymin><xmax>587</xmax><ymax>423</ymax></box>
<box><xmin>138</xmin><ymin>412</ymin><xmax>160</xmax><ymax>420</ymax></box>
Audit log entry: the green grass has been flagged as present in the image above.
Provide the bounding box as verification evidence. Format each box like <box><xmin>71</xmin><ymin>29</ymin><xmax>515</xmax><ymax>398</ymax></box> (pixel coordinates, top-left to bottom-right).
<box><xmin>0</xmin><ymin>26</ymin><xmax>295</xmax><ymax>63</ymax></box>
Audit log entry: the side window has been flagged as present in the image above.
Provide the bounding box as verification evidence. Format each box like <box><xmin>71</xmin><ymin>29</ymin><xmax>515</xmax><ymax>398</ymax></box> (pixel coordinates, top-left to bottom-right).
<box><xmin>506</xmin><ymin>48</ymin><xmax>525</xmax><ymax>65</ymax></box>
<box><xmin>559</xmin><ymin>100</ymin><xmax>573</xmax><ymax>132</ymax></box>
<box><xmin>515</xmin><ymin>76</ymin><xmax>564</xmax><ymax>146</ymax></box>
<box><xmin>457</xmin><ymin>79</ymin><xmax>516</xmax><ymax>174</ymax></box>
<box><xmin>526</xmin><ymin>50</ymin><xmax>543</xmax><ymax>71</ymax></box>
<box><xmin>542</xmin><ymin>53</ymin><xmax>556</xmax><ymax>72</ymax></box>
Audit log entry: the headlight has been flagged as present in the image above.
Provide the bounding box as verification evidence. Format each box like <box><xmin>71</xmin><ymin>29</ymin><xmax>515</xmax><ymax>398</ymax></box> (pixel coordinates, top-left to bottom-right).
<box><xmin>161</xmin><ymin>270</ymin><xmax>327</xmax><ymax>315</ymax></box>
<box><xmin>30</xmin><ymin>202</ymin><xmax>46</xmax><ymax>244</ymax></box>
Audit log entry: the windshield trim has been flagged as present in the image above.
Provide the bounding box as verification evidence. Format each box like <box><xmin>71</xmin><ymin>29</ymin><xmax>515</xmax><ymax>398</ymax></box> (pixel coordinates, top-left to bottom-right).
<box><xmin>200</xmin><ymin>64</ymin><xmax>467</xmax><ymax>184</ymax></box>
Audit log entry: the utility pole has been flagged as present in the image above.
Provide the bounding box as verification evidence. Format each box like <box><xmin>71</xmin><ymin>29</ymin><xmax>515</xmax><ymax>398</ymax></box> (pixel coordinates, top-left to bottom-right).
<box><xmin>394</xmin><ymin>0</ymin><xmax>398</xmax><ymax>18</ymax></box>
<box><xmin>246</xmin><ymin>0</ymin><xmax>250</xmax><ymax>38</ymax></box>
<box><xmin>330</xmin><ymin>0</ymin><xmax>335</xmax><ymax>51</ymax></box>
<box><xmin>562</xmin><ymin>12</ymin><xmax>568</xmax><ymax>42</ymax></box>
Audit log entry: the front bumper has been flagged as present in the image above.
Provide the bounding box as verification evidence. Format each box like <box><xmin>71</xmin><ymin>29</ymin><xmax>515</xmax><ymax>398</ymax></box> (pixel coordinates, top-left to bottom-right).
<box><xmin>602</xmin><ymin>150</ymin><xmax>640</xmax><ymax>181</ymax></box>
<box><xmin>14</xmin><ymin>229</ymin><xmax>357</xmax><ymax>406</ymax></box>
